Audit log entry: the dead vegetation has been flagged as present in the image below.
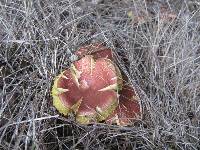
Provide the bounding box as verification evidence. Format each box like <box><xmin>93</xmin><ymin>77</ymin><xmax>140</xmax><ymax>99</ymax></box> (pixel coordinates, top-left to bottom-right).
<box><xmin>0</xmin><ymin>0</ymin><xmax>200</xmax><ymax>149</ymax></box>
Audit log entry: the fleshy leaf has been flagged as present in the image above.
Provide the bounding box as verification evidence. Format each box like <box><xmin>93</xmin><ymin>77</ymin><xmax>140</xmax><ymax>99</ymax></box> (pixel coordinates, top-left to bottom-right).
<box><xmin>106</xmin><ymin>85</ymin><xmax>141</xmax><ymax>126</ymax></box>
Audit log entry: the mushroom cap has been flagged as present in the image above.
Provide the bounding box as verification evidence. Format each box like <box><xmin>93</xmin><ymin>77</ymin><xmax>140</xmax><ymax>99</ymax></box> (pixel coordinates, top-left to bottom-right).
<box><xmin>106</xmin><ymin>85</ymin><xmax>141</xmax><ymax>126</ymax></box>
<box><xmin>52</xmin><ymin>55</ymin><xmax>122</xmax><ymax>124</ymax></box>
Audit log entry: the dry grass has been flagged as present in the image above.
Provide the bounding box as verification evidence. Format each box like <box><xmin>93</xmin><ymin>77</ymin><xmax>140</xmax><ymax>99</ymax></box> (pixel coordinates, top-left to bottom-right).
<box><xmin>0</xmin><ymin>0</ymin><xmax>200</xmax><ymax>149</ymax></box>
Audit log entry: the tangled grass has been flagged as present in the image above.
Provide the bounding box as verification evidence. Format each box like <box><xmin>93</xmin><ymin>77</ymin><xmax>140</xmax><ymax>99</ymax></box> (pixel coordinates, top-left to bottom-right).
<box><xmin>0</xmin><ymin>0</ymin><xmax>200</xmax><ymax>149</ymax></box>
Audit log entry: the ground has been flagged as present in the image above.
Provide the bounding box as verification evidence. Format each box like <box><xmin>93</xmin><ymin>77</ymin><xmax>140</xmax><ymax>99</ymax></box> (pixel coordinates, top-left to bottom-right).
<box><xmin>0</xmin><ymin>0</ymin><xmax>200</xmax><ymax>149</ymax></box>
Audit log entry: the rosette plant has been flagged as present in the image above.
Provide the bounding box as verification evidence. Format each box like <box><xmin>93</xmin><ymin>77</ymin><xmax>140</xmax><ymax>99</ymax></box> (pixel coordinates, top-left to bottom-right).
<box><xmin>52</xmin><ymin>43</ymin><xmax>141</xmax><ymax>125</ymax></box>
